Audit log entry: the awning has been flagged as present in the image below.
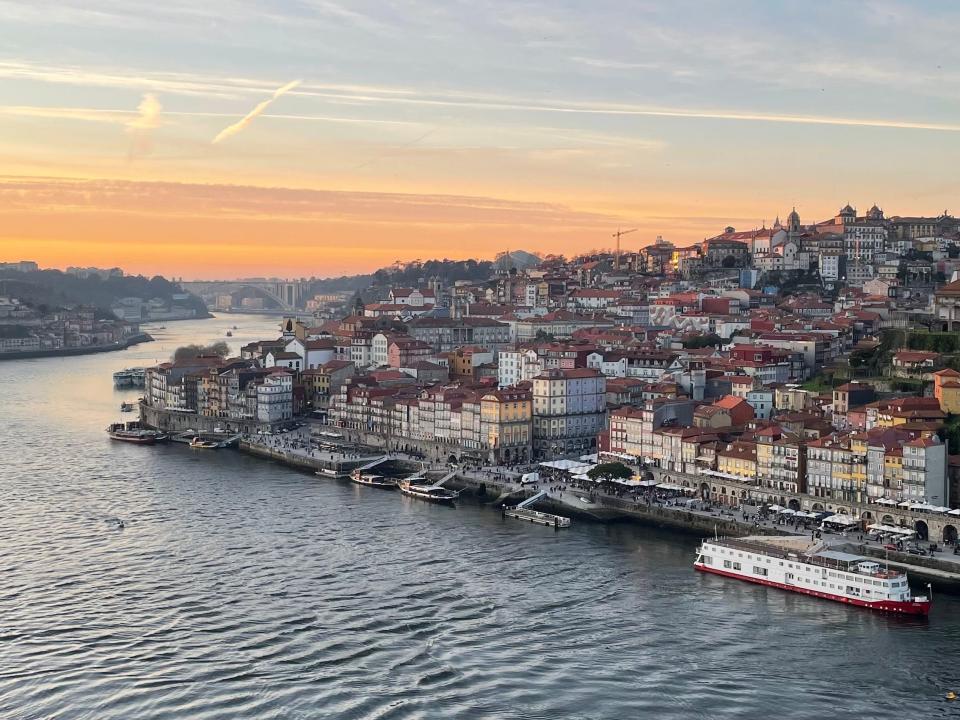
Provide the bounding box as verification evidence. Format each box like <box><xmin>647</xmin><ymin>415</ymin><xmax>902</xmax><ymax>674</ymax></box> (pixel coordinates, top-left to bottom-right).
<box><xmin>867</xmin><ymin>523</ymin><xmax>915</xmax><ymax>536</ymax></box>
<box><xmin>636</xmin><ymin>479</ymin><xmax>658</xmax><ymax>487</ymax></box>
<box><xmin>597</xmin><ymin>451</ymin><xmax>635</xmax><ymax>463</ymax></box>
<box><xmin>780</xmin><ymin>508</ymin><xmax>797</xmax><ymax>515</ymax></box>
<box><xmin>699</xmin><ymin>469</ymin><xmax>752</xmax><ymax>481</ymax></box>
<box><xmin>910</xmin><ymin>503</ymin><xmax>950</xmax><ymax>513</ymax></box>
<box><xmin>875</xmin><ymin>498</ymin><xmax>898</xmax><ymax>506</ymax></box>
<box><xmin>768</xmin><ymin>504</ymin><xmax>785</xmax><ymax>512</ymax></box>
<box><xmin>657</xmin><ymin>482</ymin><xmax>696</xmax><ymax>492</ymax></box>
<box><xmin>539</xmin><ymin>459</ymin><xmax>596</xmax><ymax>474</ymax></box>
<box><xmin>822</xmin><ymin>514</ymin><xmax>858</xmax><ymax>525</ymax></box>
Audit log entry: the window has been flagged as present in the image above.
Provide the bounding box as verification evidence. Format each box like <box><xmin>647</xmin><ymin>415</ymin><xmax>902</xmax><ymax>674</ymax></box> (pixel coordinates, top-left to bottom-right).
<box><xmin>724</xmin><ymin>560</ymin><xmax>732</xmax><ymax>569</ymax></box>
<box><xmin>732</xmin><ymin>562</ymin><xmax>742</xmax><ymax>571</ymax></box>
<box><xmin>753</xmin><ymin>566</ymin><xmax>768</xmax><ymax>577</ymax></box>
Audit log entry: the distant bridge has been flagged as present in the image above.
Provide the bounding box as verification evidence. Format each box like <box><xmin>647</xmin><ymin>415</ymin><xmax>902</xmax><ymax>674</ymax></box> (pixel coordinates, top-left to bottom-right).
<box><xmin>179</xmin><ymin>279</ymin><xmax>309</xmax><ymax>312</ymax></box>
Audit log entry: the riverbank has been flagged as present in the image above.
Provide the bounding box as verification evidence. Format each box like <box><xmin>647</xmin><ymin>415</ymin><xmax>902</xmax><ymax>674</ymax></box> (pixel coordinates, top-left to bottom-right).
<box><xmin>141</xmin><ymin>312</ymin><xmax>214</xmax><ymax>323</ymax></box>
<box><xmin>225</xmin><ymin>430</ymin><xmax>960</xmax><ymax>593</ymax></box>
<box><xmin>0</xmin><ymin>332</ymin><xmax>153</xmax><ymax>361</ymax></box>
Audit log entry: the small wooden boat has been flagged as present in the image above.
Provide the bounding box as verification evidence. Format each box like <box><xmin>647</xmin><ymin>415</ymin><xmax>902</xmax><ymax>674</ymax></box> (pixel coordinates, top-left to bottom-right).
<box><xmin>120</xmin><ymin>401</ymin><xmax>135</xmax><ymax>412</ymax></box>
<box><xmin>107</xmin><ymin>422</ymin><xmax>166</xmax><ymax>444</ymax></box>
<box><xmin>189</xmin><ymin>437</ymin><xmax>219</xmax><ymax>449</ymax></box>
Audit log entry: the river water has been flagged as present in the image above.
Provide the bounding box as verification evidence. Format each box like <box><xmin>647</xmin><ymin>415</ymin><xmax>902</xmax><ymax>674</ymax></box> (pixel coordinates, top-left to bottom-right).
<box><xmin>1</xmin><ymin>315</ymin><xmax>958</xmax><ymax>719</ymax></box>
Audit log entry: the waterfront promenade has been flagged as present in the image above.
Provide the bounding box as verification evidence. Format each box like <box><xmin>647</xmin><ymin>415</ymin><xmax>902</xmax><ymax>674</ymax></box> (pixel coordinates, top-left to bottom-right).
<box><xmin>0</xmin><ymin>332</ymin><xmax>153</xmax><ymax>361</ymax></box>
<box><xmin>227</xmin><ymin>424</ymin><xmax>960</xmax><ymax>587</ymax></box>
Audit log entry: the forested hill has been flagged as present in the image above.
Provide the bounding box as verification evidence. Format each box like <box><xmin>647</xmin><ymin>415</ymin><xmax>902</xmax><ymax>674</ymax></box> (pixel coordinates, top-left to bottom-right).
<box><xmin>0</xmin><ymin>269</ymin><xmax>207</xmax><ymax>315</ymax></box>
<box><xmin>305</xmin><ymin>258</ymin><xmax>502</xmax><ymax>297</ymax></box>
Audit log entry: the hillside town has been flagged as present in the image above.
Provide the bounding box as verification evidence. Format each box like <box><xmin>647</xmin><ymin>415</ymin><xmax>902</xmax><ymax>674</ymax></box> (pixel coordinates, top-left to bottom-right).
<box><xmin>141</xmin><ymin>205</ymin><xmax>960</xmax><ymax>537</ymax></box>
<box><xmin>0</xmin><ymin>297</ymin><xmax>146</xmax><ymax>355</ymax></box>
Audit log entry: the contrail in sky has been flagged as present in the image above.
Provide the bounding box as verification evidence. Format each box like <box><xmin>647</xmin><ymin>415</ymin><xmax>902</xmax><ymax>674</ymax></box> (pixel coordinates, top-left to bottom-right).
<box><xmin>212</xmin><ymin>80</ymin><xmax>301</xmax><ymax>144</ymax></box>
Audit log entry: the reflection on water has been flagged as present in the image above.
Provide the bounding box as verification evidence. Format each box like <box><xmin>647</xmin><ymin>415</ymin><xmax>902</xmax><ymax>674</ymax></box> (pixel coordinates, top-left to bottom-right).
<box><xmin>0</xmin><ymin>315</ymin><xmax>958</xmax><ymax>719</ymax></box>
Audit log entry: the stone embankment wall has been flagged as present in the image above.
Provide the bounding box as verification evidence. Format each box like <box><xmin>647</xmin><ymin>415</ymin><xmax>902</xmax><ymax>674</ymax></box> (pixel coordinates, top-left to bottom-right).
<box><xmin>140</xmin><ymin>403</ymin><xmax>264</xmax><ymax>435</ymax></box>
<box><xmin>0</xmin><ymin>333</ymin><xmax>153</xmax><ymax>361</ymax></box>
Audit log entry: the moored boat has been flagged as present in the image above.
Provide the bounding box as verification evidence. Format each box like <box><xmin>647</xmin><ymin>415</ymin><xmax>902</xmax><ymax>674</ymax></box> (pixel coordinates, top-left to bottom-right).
<box><xmin>189</xmin><ymin>437</ymin><xmax>219</xmax><ymax>449</ymax></box>
<box><xmin>349</xmin><ymin>469</ymin><xmax>397</xmax><ymax>489</ymax></box>
<box><xmin>120</xmin><ymin>401</ymin><xmax>135</xmax><ymax>412</ymax></box>
<box><xmin>106</xmin><ymin>421</ymin><xmax>167</xmax><ymax>445</ymax></box>
<box><xmin>694</xmin><ymin>535</ymin><xmax>930</xmax><ymax>615</ymax></box>
<box><xmin>112</xmin><ymin>368</ymin><xmax>146</xmax><ymax>388</ymax></box>
<box><xmin>397</xmin><ymin>478</ymin><xmax>458</xmax><ymax>504</ymax></box>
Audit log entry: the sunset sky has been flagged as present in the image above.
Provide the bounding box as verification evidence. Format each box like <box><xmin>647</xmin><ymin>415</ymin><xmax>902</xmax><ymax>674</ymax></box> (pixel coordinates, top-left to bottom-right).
<box><xmin>2</xmin><ymin>1</ymin><xmax>959</xmax><ymax>279</ymax></box>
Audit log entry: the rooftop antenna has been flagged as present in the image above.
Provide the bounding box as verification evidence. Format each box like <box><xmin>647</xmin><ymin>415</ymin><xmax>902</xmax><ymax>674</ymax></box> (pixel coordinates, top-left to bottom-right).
<box><xmin>612</xmin><ymin>227</ymin><xmax>638</xmax><ymax>271</ymax></box>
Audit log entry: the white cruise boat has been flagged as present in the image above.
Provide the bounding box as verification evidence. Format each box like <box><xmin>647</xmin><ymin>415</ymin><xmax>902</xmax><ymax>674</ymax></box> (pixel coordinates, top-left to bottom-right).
<box><xmin>694</xmin><ymin>536</ymin><xmax>930</xmax><ymax>616</ymax></box>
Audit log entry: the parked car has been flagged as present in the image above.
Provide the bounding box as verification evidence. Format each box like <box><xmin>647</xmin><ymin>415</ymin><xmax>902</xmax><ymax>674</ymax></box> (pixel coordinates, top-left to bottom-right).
<box><xmin>882</xmin><ymin>544</ymin><xmax>898</xmax><ymax>551</ymax></box>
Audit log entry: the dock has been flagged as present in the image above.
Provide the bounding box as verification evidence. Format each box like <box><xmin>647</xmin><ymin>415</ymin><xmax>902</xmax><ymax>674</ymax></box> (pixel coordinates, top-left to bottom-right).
<box><xmin>503</xmin><ymin>491</ymin><xmax>572</xmax><ymax>528</ymax></box>
<box><xmin>170</xmin><ymin>431</ymin><xmax>242</xmax><ymax>447</ymax></box>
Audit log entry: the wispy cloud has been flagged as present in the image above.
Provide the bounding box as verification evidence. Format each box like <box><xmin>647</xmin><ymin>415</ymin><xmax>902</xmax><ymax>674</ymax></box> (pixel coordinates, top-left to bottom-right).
<box><xmin>569</xmin><ymin>55</ymin><xmax>658</xmax><ymax>70</ymax></box>
<box><xmin>0</xmin><ymin>105</ymin><xmax>131</xmax><ymax>124</ymax></box>
<box><xmin>125</xmin><ymin>93</ymin><xmax>162</xmax><ymax>160</ymax></box>
<box><xmin>0</xmin><ymin>175</ymin><xmax>624</xmax><ymax>228</ymax></box>
<box><xmin>125</xmin><ymin>94</ymin><xmax>162</xmax><ymax>131</ymax></box>
<box><xmin>212</xmin><ymin>80</ymin><xmax>302</xmax><ymax>144</ymax></box>
<box><xmin>6</xmin><ymin>58</ymin><xmax>957</xmax><ymax>137</ymax></box>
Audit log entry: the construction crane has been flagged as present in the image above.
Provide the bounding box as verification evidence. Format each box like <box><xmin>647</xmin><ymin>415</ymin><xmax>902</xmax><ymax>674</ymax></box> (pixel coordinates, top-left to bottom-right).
<box><xmin>612</xmin><ymin>227</ymin><xmax>638</xmax><ymax>270</ymax></box>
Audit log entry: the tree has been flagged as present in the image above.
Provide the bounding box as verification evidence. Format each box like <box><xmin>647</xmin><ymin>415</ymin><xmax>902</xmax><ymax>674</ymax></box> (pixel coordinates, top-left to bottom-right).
<box><xmin>683</xmin><ymin>333</ymin><xmax>721</xmax><ymax>349</ymax></box>
<box><xmin>587</xmin><ymin>462</ymin><xmax>633</xmax><ymax>481</ymax></box>
<box><xmin>172</xmin><ymin>341</ymin><xmax>230</xmax><ymax>362</ymax></box>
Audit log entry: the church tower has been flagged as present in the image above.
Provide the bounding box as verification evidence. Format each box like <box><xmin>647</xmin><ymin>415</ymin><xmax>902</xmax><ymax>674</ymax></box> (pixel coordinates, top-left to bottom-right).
<box><xmin>787</xmin><ymin>207</ymin><xmax>801</xmax><ymax>234</ymax></box>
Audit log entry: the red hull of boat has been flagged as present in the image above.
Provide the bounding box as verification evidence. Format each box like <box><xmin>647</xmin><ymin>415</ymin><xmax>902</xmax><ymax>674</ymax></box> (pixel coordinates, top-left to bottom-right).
<box><xmin>695</xmin><ymin>563</ymin><xmax>930</xmax><ymax>616</ymax></box>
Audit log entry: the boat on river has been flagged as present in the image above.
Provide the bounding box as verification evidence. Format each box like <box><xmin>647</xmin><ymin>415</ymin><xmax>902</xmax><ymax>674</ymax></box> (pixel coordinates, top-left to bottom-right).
<box><xmin>694</xmin><ymin>535</ymin><xmax>931</xmax><ymax>615</ymax></box>
<box><xmin>350</xmin><ymin>470</ymin><xmax>397</xmax><ymax>489</ymax></box>
<box><xmin>189</xmin><ymin>437</ymin><xmax>219</xmax><ymax>449</ymax></box>
<box><xmin>397</xmin><ymin>478</ymin><xmax>458</xmax><ymax>504</ymax></box>
<box><xmin>106</xmin><ymin>421</ymin><xmax>167</xmax><ymax>445</ymax></box>
<box><xmin>112</xmin><ymin>368</ymin><xmax>146</xmax><ymax>388</ymax></box>
<box><xmin>120</xmin><ymin>401</ymin><xmax>135</xmax><ymax>412</ymax></box>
